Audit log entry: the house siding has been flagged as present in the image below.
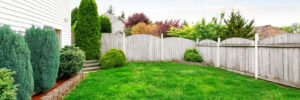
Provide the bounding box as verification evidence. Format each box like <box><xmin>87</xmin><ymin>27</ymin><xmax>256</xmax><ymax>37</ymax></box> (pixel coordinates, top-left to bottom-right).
<box><xmin>0</xmin><ymin>0</ymin><xmax>71</xmax><ymax>47</ymax></box>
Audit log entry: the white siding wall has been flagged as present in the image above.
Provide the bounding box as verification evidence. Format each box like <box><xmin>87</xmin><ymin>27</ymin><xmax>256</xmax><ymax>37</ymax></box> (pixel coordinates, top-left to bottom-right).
<box><xmin>0</xmin><ymin>0</ymin><xmax>72</xmax><ymax>47</ymax></box>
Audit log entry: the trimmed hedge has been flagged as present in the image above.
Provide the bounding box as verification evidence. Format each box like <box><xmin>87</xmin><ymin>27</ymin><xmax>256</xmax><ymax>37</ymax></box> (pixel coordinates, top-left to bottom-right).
<box><xmin>25</xmin><ymin>26</ymin><xmax>60</xmax><ymax>93</ymax></box>
<box><xmin>58</xmin><ymin>46</ymin><xmax>86</xmax><ymax>79</ymax></box>
<box><xmin>99</xmin><ymin>49</ymin><xmax>126</xmax><ymax>69</ymax></box>
<box><xmin>0</xmin><ymin>26</ymin><xmax>34</xmax><ymax>100</ymax></box>
<box><xmin>184</xmin><ymin>48</ymin><xmax>203</xmax><ymax>62</ymax></box>
<box><xmin>75</xmin><ymin>0</ymin><xmax>101</xmax><ymax>60</ymax></box>
<box><xmin>99</xmin><ymin>15</ymin><xmax>112</xmax><ymax>33</ymax></box>
<box><xmin>0</xmin><ymin>68</ymin><xmax>18</xmax><ymax>100</ymax></box>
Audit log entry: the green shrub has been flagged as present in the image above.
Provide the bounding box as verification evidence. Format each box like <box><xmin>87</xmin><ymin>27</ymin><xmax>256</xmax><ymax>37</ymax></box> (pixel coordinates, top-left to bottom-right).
<box><xmin>184</xmin><ymin>48</ymin><xmax>203</xmax><ymax>62</ymax></box>
<box><xmin>0</xmin><ymin>26</ymin><xmax>34</xmax><ymax>100</ymax></box>
<box><xmin>71</xmin><ymin>7</ymin><xmax>79</xmax><ymax>26</ymax></box>
<box><xmin>0</xmin><ymin>68</ymin><xmax>18</xmax><ymax>100</ymax></box>
<box><xmin>58</xmin><ymin>46</ymin><xmax>86</xmax><ymax>79</ymax></box>
<box><xmin>25</xmin><ymin>26</ymin><xmax>60</xmax><ymax>93</ymax></box>
<box><xmin>75</xmin><ymin>0</ymin><xmax>101</xmax><ymax>60</ymax></box>
<box><xmin>99</xmin><ymin>15</ymin><xmax>112</xmax><ymax>33</ymax></box>
<box><xmin>99</xmin><ymin>49</ymin><xmax>126</xmax><ymax>69</ymax></box>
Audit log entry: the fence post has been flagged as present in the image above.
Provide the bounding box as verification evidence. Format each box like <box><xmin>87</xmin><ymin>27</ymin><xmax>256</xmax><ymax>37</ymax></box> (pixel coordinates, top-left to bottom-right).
<box><xmin>217</xmin><ymin>38</ymin><xmax>220</xmax><ymax>67</ymax></box>
<box><xmin>196</xmin><ymin>38</ymin><xmax>199</xmax><ymax>44</ymax></box>
<box><xmin>161</xmin><ymin>33</ymin><xmax>164</xmax><ymax>61</ymax></box>
<box><xmin>255</xmin><ymin>34</ymin><xmax>259</xmax><ymax>79</ymax></box>
<box><xmin>123</xmin><ymin>32</ymin><xmax>126</xmax><ymax>54</ymax></box>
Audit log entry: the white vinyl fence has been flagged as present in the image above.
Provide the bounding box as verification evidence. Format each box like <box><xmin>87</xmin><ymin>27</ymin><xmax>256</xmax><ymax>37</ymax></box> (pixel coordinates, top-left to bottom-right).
<box><xmin>100</xmin><ymin>33</ymin><xmax>300</xmax><ymax>88</ymax></box>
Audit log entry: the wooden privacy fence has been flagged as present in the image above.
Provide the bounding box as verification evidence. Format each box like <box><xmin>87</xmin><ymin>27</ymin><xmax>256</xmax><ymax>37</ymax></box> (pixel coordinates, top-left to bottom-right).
<box><xmin>100</xmin><ymin>32</ymin><xmax>300</xmax><ymax>88</ymax></box>
<box><xmin>101</xmin><ymin>33</ymin><xmax>195</xmax><ymax>61</ymax></box>
<box><xmin>198</xmin><ymin>33</ymin><xmax>300</xmax><ymax>88</ymax></box>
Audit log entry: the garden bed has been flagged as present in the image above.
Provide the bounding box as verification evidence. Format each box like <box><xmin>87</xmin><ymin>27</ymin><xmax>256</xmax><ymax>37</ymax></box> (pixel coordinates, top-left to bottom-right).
<box><xmin>32</xmin><ymin>71</ymin><xmax>84</xmax><ymax>100</ymax></box>
<box><xmin>64</xmin><ymin>62</ymin><xmax>300</xmax><ymax>100</ymax></box>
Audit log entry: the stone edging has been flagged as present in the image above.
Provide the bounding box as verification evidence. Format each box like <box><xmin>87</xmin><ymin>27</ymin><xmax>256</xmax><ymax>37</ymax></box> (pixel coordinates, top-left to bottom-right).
<box><xmin>40</xmin><ymin>71</ymin><xmax>84</xmax><ymax>100</ymax></box>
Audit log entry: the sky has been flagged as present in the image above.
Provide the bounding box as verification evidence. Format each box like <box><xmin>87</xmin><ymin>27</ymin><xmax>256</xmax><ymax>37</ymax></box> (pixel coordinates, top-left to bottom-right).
<box><xmin>72</xmin><ymin>0</ymin><xmax>300</xmax><ymax>27</ymax></box>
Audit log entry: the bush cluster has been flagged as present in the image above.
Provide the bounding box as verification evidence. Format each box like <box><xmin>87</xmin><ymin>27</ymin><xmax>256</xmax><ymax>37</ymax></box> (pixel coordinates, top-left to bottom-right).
<box><xmin>0</xmin><ymin>26</ymin><xmax>34</xmax><ymax>100</ymax></box>
<box><xmin>125</xmin><ymin>13</ymin><xmax>150</xmax><ymax>28</ymax></box>
<box><xmin>75</xmin><ymin>0</ymin><xmax>101</xmax><ymax>60</ymax></box>
<box><xmin>131</xmin><ymin>22</ymin><xmax>159</xmax><ymax>37</ymax></box>
<box><xmin>58</xmin><ymin>46</ymin><xmax>86</xmax><ymax>79</ymax></box>
<box><xmin>99</xmin><ymin>15</ymin><xmax>112</xmax><ymax>33</ymax></box>
<box><xmin>25</xmin><ymin>26</ymin><xmax>60</xmax><ymax>93</ymax></box>
<box><xmin>99</xmin><ymin>49</ymin><xmax>126</xmax><ymax>69</ymax></box>
<box><xmin>0</xmin><ymin>68</ymin><xmax>18</xmax><ymax>100</ymax></box>
<box><xmin>184</xmin><ymin>48</ymin><xmax>203</xmax><ymax>62</ymax></box>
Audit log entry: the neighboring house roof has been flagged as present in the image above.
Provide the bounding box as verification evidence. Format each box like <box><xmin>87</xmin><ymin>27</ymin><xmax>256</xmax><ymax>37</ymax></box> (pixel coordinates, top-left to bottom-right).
<box><xmin>103</xmin><ymin>12</ymin><xmax>126</xmax><ymax>24</ymax></box>
<box><xmin>102</xmin><ymin>13</ymin><xmax>126</xmax><ymax>34</ymax></box>
<box><xmin>253</xmin><ymin>25</ymin><xmax>290</xmax><ymax>39</ymax></box>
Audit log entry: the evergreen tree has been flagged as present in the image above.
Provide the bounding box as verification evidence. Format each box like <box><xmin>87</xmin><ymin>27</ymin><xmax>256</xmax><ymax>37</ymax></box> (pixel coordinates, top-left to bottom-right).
<box><xmin>25</xmin><ymin>26</ymin><xmax>60</xmax><ymax>93</ymax></box>
<box><xmin>75</xmin><ymin>0</ymin><xmax>101</xmax><ymax>60</ymax></box>
<box><xmin>0</xmin><ymin>26</ymin><xmax>34</xmax><ymax>100</ymax></box>
<box><xmin>121</xmin><ymin>11</ymin><xmax>125</xmax><ymax>19</ymax></box>
<box><xmin>99</xmin><ymin>15</ymin><xmax>112</xmax><ymax>33</ymax></box>
<box><xmin>71</xmin><ymin>7</ymin><xmax>79</xmax><ymax>26</ymax></box>
<box><xmin>223</xmin><ymin>11</ymin><xmax>255</xmax><ymax>40</ymax></box>
<box><xmin>107</xmin><ymin>5</ymin><xmax>114</xmax><ymax>15</ymax></box>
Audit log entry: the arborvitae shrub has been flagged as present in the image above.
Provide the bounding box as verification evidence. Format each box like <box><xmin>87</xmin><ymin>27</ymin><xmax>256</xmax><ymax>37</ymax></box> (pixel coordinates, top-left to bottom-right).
<box><xmin>25</xmin><ymin>26</ymin><xmax>60</xmax><ymax>93</ymax></box>
<box><xmin>99</xmin><ymin>15</ymin><xmax>112</xmax><ymax>33</ymax></box>
<box><xmin>0</xmin><ymin>26</ymin><xmax>34</xmax><ymax>100</ymax></box>
<box><xmin>184</xmin><ymin>48</ymin><xmax>203</xmax><ymax>62</ymax></box>
<box><xmin>99</xmin><ymin>49</ymin><xmax>126</xmax><ymax>69</ymax></box>
<box><xmin>58</xmin><ymin>46</ymin><xmax>86</xmax><ymax>79</ymax></box>
<box><xmin>75</xmin><ymin>0</ymin><xmax>101</xmax><ymax>60</ymax></box>
<box><xmin>0</xmin><ymin>68</ymin><xmax>18</xmax><ymax>100</ymax></box>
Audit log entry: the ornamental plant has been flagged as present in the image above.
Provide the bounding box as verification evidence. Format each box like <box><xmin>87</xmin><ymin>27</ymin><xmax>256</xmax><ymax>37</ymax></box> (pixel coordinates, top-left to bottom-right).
<box><xmin>25</xmin><ymin>26</ymin><xmax>60</xmax><ymax>93</ymax></box>
<box><xmin>75</xmin><ymin>0</ymin><xmax>101</xmax><ymax>60</ymax></box>
<box><xmin>155</xmin><ymin>19</ymin><xmax>181</xmax><ymax>37</ymax></box>
<box><xmin>99</xmin><ymin>15</ymin><xmax>112</xmax><ymax>33</ymax></box>
<box><xmin>0</xmin><ymin>26</ymin><xmax>34</xmax><ymax>100</ymax></box>
<box><xmin>125</xmin><ymin>13</ymin><xmax>150</xmax><ymax>28</ymax></box>
<box><xmin>58</xmin><ymin>46</ymin><xmax>86</xmax><ymax>79</ymax></box>
<box><xmin>184</xmin><ymin>48</ymin><xmax>203</xmax><ymax>62</ymax></box>
<box><xmin>131</xmin><ymin>22</ymin><xmax>159</xmax><ymax>37</ymax></box>
<box><xmin>0</xmin><ymin>68</ymin><xmax>18</xmax><ymax>100</ymax></box>
<box><xmin>99</xmin><ymin>49</ymin><xmax>126</xmax><ymax>69</ymax></box>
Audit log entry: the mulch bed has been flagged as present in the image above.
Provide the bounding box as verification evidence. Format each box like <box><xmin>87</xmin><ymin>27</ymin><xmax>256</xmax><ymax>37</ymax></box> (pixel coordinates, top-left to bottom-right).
<box><xmin>31</xmin><ymin>74</ymin><xmax>78</xmax><ymax>100</ymax></box>
<box><xmin>174</xmin><ymin>61</ymin><xmax>211</xmax><ymax>66</ymax></box>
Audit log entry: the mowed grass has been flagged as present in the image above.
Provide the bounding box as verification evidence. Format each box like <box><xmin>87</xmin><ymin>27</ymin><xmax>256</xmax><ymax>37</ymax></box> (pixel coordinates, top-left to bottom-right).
<box><xmin>64</xmin><ymin>62</ymin><xmax>300</xmax><ymax>100</ymax></box>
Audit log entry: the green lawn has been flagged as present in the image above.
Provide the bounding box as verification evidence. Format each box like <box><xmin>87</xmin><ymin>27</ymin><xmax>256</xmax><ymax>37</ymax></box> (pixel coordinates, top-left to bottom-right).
<box><xmin>64</xmin><ymin>62</ymin><xmax>300</xmax><ymax>100</ymax></box>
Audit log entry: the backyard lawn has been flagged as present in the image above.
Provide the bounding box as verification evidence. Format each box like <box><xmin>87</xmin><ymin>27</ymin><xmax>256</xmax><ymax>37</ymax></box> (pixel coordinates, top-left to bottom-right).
<box><xmin>64</xmin><ymin>62</ymin><xmax>300</xmax><ymax>100</ymax></box>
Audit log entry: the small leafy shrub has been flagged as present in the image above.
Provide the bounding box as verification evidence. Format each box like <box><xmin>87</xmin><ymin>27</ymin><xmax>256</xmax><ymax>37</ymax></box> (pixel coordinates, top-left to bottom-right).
<box><xmin>184</xmin><ymin>48</ymin><xmax>203</xmax><ymax>62</ymax></box>
<box><xmin>131</xmin><ymin>22</ymin><xmax>159</xmax><ymax>37</ymax></box>
<box><xmin>25</xmin><ymin>26</ymin><xmax>60</xmax><ymax>93</ymax></box>
<box><xmin>0</xmin><ymin>68</ymin><xmax>18</xmax><ymax>100</ymax></box>
<box><xmin>125</xmin><ymin>13</ymin><xmax>150</xmax><ymax>28</ymax></box>
<box><xmin>0</xmin><ymin>26</ymin><xmax>34</xmax><ymax>100</ymax></box>
<box><xmin>58</xmin><ymin>46</ymin><xmax>86</xmax><ymax>79</ymax></box>
<box><xmin>99</xmin><ymin>15</ymin><xmax>112</xmax><ymax>33</ymax></box>
<box><xmin>99</xmin><ymin>49</ymin><xmax>126</xmax><ymax>69</ymax></box>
